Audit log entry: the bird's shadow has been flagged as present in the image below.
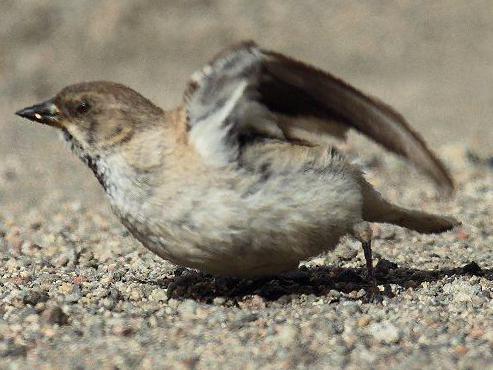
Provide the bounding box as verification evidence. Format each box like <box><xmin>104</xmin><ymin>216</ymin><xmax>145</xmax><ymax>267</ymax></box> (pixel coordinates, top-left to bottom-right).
<box><xmin>133</xmin><ymin>260</ymin><xmax>491</xmax><ymax>303</ymax></box>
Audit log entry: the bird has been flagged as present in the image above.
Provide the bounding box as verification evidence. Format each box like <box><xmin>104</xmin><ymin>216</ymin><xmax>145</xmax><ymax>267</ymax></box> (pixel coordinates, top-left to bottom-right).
<box><xmin>16</xmin><ymin>41</ymin><xmax>459</xmax><ymax>292</ymax></box>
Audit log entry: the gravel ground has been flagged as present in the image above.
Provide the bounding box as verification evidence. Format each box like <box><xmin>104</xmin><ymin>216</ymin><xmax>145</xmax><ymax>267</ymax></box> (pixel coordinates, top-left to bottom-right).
<box><xmin>1</xmin><ymin>1</ymin><xmax>492</xmax><ymax>369</ymax></box>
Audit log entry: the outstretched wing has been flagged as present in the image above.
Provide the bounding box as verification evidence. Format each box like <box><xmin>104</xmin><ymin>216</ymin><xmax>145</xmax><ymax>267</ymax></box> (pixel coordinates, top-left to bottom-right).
<box><xmin>184</xmin><ymin>41</ymin><xmax>454</xmax><ymax>193</ymax></box>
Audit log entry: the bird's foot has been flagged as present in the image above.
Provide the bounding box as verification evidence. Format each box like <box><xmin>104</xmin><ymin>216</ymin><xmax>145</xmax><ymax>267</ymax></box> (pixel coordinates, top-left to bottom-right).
<box><xmin>353</xmin><ymin>222</ymin><xmax>382</xmax><ymax>303</ymax></box>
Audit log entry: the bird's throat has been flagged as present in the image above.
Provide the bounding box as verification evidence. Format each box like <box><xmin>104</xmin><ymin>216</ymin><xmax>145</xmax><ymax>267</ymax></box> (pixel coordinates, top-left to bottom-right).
<box><xmin>61</xmin><ymin>130</ymin><xmax>110</xmax><ymax>192</ymax></box>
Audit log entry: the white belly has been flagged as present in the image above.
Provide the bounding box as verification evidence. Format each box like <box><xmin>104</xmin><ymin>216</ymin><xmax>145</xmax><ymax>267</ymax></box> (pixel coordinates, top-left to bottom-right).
<box><xmin>96</xmin><ymin>140</ymin><xmax>363</xmax><ymax>277</ymax></box>
<box><xmin>112</xmin><ymin>167</ymin><xmax>363</xmax><ymax>277</ymax></box>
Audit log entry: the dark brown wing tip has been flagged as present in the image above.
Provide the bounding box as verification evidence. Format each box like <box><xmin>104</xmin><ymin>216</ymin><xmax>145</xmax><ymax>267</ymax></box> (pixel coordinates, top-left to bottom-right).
<box><xmin>439</xmin><ymin>215</ymin><xmax>462</xmax><ymax>233</ymax></box>
<box><xmin>371</xmin><ymin>97</ymin><xmax>456</xmax><ymax>195</ymax></box>
<box><xmin>262</xmin><ymin>49</ymin><xmax>456</xmax><ymax>194</ymax></box>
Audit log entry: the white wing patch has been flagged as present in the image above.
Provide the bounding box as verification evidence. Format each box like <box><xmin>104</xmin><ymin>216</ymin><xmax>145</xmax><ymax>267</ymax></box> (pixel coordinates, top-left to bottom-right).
<box><xmin>189</xmin><ymin>80</ymin><xmax>248</xmax><ymax>166</ymax></box>
<box><xmin>185</xmin><ymin>43</ymin><xmax>276</xmax><ymax>166</ymax></box>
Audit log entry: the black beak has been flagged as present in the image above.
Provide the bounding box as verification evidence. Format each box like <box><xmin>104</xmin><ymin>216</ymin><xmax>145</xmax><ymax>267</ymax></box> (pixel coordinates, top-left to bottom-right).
<box><xmin>15</xmin><ymin>98</ymin><xmax>62</xmax><ymax>127</ymax></box>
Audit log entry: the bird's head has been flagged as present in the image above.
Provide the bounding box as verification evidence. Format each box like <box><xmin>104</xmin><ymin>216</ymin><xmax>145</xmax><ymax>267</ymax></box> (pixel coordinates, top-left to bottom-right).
<box><xmin>16</xmin><ymin>81</ymin><xmax>164</xmax><ymax>158</ymax></box>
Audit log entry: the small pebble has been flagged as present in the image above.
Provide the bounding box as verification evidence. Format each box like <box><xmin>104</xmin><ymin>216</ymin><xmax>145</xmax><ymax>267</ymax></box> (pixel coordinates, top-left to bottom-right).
<box><xmin>369</xmin><ymin>322</ymin><xmax>401</xmax><ymax>344</ymax></box>
<box><xmin>277</xmin><ymin>324</ymin><xmax>299</xmax><ymax>346</ymax></box>
<box><xmin>42</xmin><ymin>306</ymin><xmax>69</xmax><ymax>326</ymax></box>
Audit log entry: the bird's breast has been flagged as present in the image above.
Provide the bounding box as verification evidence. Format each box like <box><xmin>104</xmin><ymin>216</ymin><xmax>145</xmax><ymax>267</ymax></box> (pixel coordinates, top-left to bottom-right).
<box><xmin>101</xmin><ymin>152</ymin><xmax>363</xmax><ymax>277</ymax></box>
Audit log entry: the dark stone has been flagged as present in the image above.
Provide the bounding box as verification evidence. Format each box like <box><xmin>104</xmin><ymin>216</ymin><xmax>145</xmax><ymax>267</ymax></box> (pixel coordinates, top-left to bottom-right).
<box><xmin>42</xmin><ymin>306</ymin><xmax>69</xmax><ymax>325</ymax></box>
<box><xmin>375</xmin><ymin>259</ymin><xmax>398</xmax><ymax>275</ymax></box>
<box><xmin>23</xmin><ymin>289</ymin><xmax>49</xmax><ymax>305</ymax></box>
<box><xmin>462</xmin><ymin>261</ymin><xmax>482</xmax><ymax>275</ymax></box>
<box><xmin>173</xmin><ymin>267</ymin><xmax>187</xmax><ymax>277</ymax></box>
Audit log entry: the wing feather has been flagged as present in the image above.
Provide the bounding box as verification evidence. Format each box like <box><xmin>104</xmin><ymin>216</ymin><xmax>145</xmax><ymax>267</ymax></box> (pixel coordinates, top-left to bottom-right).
<box><xmin>184</xmin><ymin>41</ymin><xmax>454</xmax><ymax>192</ymax></box>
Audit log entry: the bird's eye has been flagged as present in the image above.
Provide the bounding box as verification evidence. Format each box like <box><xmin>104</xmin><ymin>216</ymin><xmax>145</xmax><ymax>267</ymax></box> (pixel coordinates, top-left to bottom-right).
<box><xmin>76</xmin><ymin>101</ymin><xmax>91</xmax><ymax>115</ymax></box>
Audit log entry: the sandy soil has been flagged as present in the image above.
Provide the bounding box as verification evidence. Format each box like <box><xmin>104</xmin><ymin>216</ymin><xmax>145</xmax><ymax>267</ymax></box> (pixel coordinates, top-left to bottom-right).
<box><xmin>1</xmin><ymin>1</ymin><xmax>492</xmax><ymax>369</ymax></box>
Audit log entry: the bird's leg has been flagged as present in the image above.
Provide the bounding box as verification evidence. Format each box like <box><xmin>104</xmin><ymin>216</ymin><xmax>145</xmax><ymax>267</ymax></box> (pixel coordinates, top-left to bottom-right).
<box><xmin>353</xmin><ymin>222</ymin><xmax>380</xmax><ymax>300</ymax></box>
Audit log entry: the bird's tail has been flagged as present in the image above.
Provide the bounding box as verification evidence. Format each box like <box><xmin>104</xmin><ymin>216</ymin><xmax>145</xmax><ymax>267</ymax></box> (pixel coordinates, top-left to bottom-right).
<box><xmin>360</xmin><ymin>179</ymin><xmax>460</xmax><ymax>233</ymax></box>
